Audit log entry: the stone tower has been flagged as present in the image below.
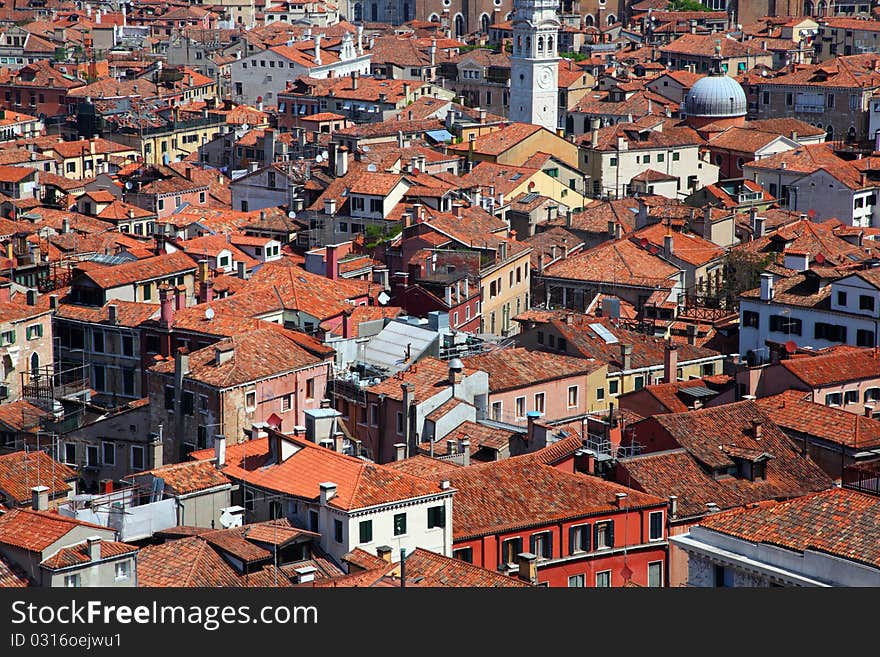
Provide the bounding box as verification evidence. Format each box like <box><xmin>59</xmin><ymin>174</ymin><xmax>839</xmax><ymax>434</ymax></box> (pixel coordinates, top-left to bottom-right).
<box><xmin>509</xmin><ymin>0</ymin><xmax>560</xmax><ymax>132</ymax></box>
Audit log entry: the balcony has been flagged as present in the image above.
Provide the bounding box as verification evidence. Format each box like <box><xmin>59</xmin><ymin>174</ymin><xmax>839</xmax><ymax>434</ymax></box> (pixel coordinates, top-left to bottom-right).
<box><xmin>794</xmin><ymin>103</ymin><xmax>825</xmax><ymax>113</ymax></box>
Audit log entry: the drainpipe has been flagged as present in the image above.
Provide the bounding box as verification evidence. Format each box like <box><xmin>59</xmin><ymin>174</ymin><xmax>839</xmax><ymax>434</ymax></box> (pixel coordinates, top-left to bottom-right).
<box><xmin>400</xmin><ymin>548</ymin><xmax>406</xmax><ymax>588</ymax></box>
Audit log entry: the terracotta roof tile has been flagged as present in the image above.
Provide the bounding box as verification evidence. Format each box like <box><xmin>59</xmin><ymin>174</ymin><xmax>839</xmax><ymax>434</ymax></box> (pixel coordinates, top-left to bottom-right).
<box><xmin>781</xmin><ymin>348</ymin><xmax>880</xmax><ymax>387</ymax></box>
<box><xmin>0</xmin><ymin>509</ymin><xmax>109</xmax><ymax>552</ymax></box>
<box><xmin>77</xmin><ymin>251</ymin><xmax>196</xmax><ymax>289</ymax></box>
<box><xmin>697</xmin><ymin>488</ymin><xmax>880</xmax><ymax>568</ymax></box>
<box><xmin>0</xmin><ymin>451</ymin><xmax>76</xmax><ymax>505</ymax></box>
<box><xmin>41</xmin><ymin>540</ymin><xmax>137</xmax><ymax>570</ymax></box>
<box><xmin>462</xmin><ymin>346</ymin><xmax>603</xmax><ymax>392</ymax></box>
<box><xmin>130</xmin><ymin>460</ymin><xmax>231</xmax><ymax>495</ymax></box>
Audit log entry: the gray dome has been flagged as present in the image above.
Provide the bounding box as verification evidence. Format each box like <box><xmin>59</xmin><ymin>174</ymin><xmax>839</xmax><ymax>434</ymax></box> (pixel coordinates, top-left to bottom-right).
<box><xmin>683</xmin><ymin>74</ymin><xmax>747</xmax><ymax>118</ymax></box>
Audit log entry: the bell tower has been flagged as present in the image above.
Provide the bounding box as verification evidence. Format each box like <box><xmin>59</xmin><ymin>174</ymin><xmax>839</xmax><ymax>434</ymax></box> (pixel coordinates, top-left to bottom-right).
<box><xmin>509</xmin><ymin>0</ymin><xmax>560</xmax><ymax>132</ymax></box>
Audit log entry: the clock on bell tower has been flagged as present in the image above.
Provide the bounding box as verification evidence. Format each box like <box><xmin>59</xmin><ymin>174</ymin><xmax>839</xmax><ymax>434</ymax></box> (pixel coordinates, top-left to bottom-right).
<box><xmin>508</xmin><ymin>0</ymin><xmax>560</xmax><ymax>133</ymax></box>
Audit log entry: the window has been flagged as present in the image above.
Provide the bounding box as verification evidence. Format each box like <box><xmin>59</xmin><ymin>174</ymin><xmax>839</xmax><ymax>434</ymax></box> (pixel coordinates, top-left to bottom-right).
<box><xmin>515</xmin><ymin>396</ymin><xmax>526</xmax><ymax>418</ymax></box>
<box><xmin>0</xmin><ymin>330</ymin><xmax>14</xmax><ymax>346</ymax></box>
<box><xmin>115</xmin><ymin>561</ymin><xmax>131</xmax><ymax>581</ymax></box>
<box><xmin>369</xmin><ymin>403</ymin><xmax>378</xmax><ymax>426</ymax></box>
<box><xmin>93</xmin><ymin>366</ymin><xmax>105</xmax><ymax>392</ymax></box>
<box><xmin>130</xmin><ymin>445</ymin><xmax>145</xmax><ymax>471</ymax></box>
<box><xmin>594</xmin><ymin>521</ymin><xmax>614</xmax><ymax>549</ymax></box>
<box><xmin>427</xmin><ymin>505</ymin><xmax>445</xmax><ymax>529</ymax></box>
<box><xmin>102</xmin><ymin>441</ymin><xmax>115</xmax><ymax>465</ymax></box>
<box><xmin>396</xmin><ymin>412</ymin><xmax>404</xmax><ymax>435</ymax></box>
<box><xmin>701</xmin><ymin>363</ymin><xmax>715</xmax><ymax>377</ymax></box>
<box><xmin>609</xmin><ymin>157</ymin><xmax>618</xmax><ymax>167</ymax></box>
<box><xmin>243</xmin><ymin>489</ymin><xmax>255</xmax><ymax>511</ymax></box>
<box><xmin>845</xmin><ymin>390</ymin><xmax>859</xmax><ymax>405</ymax></box>
<box><xmin>569</xmin><ymin>524</ymin><xmax>591</xmax><ymax>554</ymax></box>
<box><xmin>122</xmin><ymin>369</ymin><xmax>134</xmax><ymax>396</ymax></box>
<box><xmin>453</xmin><ymin>547</ymin><xmax>473</xmax><ymax>563</ymax></box>
<box><xmin>122</xmin><ymin>335</ymin><xmax>134</xmax><ymax>357</ymax></box>
<box><xmin>609</xmin><ymin>380</ymin><xmax>619</xmax><ymax>395</ymax></box>
<box><xmin>648</xmin><ymin>561</ymin><xmax>663</xmax><ymax>588</ymax></box>
<box><xmin>786</xmin><ymin>92</ymin><xmax>793</xmax><ymax>106</ymax></box>
<box><xmin>634</xmin><ymin>376</ymin><xmax>644</xmax><ymax>391</ymax></box>
<box><xmin>86</xmin><ymin>445</ymin><xmax>99</xmax><ymax>467</ymax></box>
<box><xmin>837</xmin><ymin>291</ymin><xmax>848</xmax><ymax>306</ymax></box>
<box><xmin>359</xmin><ymin>520</ymin><xmax>372</xmax><ymax>543</ymax></box>
<box><xmin>814</xmin><ymin>322</ymin><xmax>847</xmax><ymax>342</ymax></box>
<box><xmin>857</xmin><ymin>329</ymin><xmax>875</xmax><ymax>347</ymax></box>
<box><xmin>164</xmin><ymin>386</ymin><xmax>175</xmax><ymax>410</ymax></box>
<box><xmin>245</xmin><ymin>390</ymin><xmax>256</xmax><ymax>409</ymax></box>
<box><xmin>64</xmin><ymin>442</ymin><xmax>76</xmax><ymax>465</ymax></box>
<box><xmin>825</xmin><ymin>392</ymin><xmax>842</xmax><ymax>407</ymax></box>
<box><xmin>334</xmin><ymin>519</ymin><xmax>343</xmax><ymax>543</ymax></box>
<box><xmin>595</xmin><ymin>570</ymin><xmax>611</xmax><ymax>588</ymax></box>
<box><xmin>306</xmin><ymin>378</ymin><xmax>315</xmax><ymax>399</ymax></box>
<box><xmin>742</xmin><ymin>310</ymin><xmax>759</xmax><ymax>329</ymax></box>
<box><xmin>530</xmin><ymin>531</ymin><xmax>552</xmax><ymax>560</ymax></box>
<box><xmin>64</xmin><ymin>574</ymin><xmax>81</xmax><ymax>588</ymax></box>
<box><xmin>182</xmin><ymin>391</ymin><xmax>194</xmax><ymax>415</ymax></box>
<box><xmin>567</xmin><ymin>385</ymin><xmax>579</xmax><ymax>408</ymax></box>
<box><xmin>860</xmin><ymin>295</ymin><xmax>875</xmax><ymax>312</ymax></box>
<box><xmin>491</xmin><ymin>401</ymin><xmax>502</xmax><ymax>421</ymax></box>
<box><xmin>649</xmin><ymin>511</ymin><xmax>664</xmax><ymax>541</ymax></box>
<box><xmin>501</xmin><ymin>537</ymin><xmax>523</xmax><ymax>564</ymax></box>
<box><xmin>827</xmin><ymin>93</ymin><xmax>835</xmax><ymax>108</ymax></box>
<box><xmin>309</xmin><ymin>510</ymin><xmax>319</xmax><ymax>532</ymax></box>
<box><xmin>26</xmin><ymin>324</ymin><xmax>42</xmax><ymax>340</ymax></box>
<box><xmin>369</xmin><ymin>198</ymin><xmax>382</xmax><ymax>213</ymax></box>
<box><xmin>596</xmin><ymin>387</ymin><xmax>605</xmax><ymax>401</ymax></box>
<box><xmin>281</xmin><ymin>394</ymin><xmax>292</xmax><ymax>412</ymax></box>
<box><xmin>393</xmin><ymin>513</ymin><xmax>407</xmax><ymax>536</ymax></box>
<box><xmin>142</xmin><ymin>284</ymin><xmax>152</xmax><ymax>301</ymax></box>
<box><xmin>537</xmin><ymin>331</ymin><xmax>544</xmax><ymax>345</ymax></box>
<box><xmin>534</xmin><ymin>393</ymin><xmax>545</xmax><ymax>414</ymax></box>
<box><xmin>568</xmin><ymin>574</ymin><xmax>585</xmax><ymax>587</ymax></box>
<box><xmin>865</xmin><ymin>388</ymin><xmax>880</xmax><ymax>404</ymax></box>
<box><xmin>769</xmin><ymin>315</ymin><xmax>802</xmax><ymax>335</ymax></box>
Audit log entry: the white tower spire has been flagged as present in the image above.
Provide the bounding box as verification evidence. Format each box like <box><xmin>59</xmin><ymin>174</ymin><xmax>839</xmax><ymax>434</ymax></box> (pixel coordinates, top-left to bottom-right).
<box><xmin>509</xmin><ymin>0</ymin><xmax>560</xmax><ymax>132</ymax></box>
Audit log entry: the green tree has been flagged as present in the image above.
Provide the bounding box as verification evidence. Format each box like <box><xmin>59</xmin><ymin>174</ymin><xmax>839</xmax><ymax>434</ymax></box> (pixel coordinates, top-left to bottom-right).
<box><xmin>720</xmin><ymin>249</ymin><xmax>775</xmax><ymax>307</ymax></box>
<box><xmin>668</xmin><ymin>0</ymin><xmax>711</xmax><ymax>10</ymax></box>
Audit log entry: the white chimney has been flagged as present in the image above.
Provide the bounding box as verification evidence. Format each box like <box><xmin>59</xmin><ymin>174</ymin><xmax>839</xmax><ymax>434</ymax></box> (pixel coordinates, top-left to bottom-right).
<box><xmin>760</xmin><ymin>273</ymin><xmax>774</xmax><ymax>301</ymax></box>
<box><xmin>87</xmin><ymin>536</ymin><xmax>102</xmax><ymax>561</ymax></box>
<box><xmin>393</xmin><ymin>443</ymin><xmax>406</xmax><ymax>461</ymax></box>
<box><xmin>214</xmin><ymin>434</ymin><xmax>227</xmax><ymax>468</ymax></box>
<box><xmin>31</xmin><ymin>485</ymin><xmax>49</xmax><ymax>511</ymax></box>
<box><xmin>319</xmin><ymin>481</ymin><xmax>337</xmax><ymax>505</ymax></box>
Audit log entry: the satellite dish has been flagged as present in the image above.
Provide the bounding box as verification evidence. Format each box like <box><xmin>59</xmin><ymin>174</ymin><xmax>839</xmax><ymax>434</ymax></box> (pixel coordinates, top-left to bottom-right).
<box><xmin>124</xmin><ymin>181</ymin><xmax>133</xmax><ymax>189</ymax></box>
<box><xmin>205</xmin><ymin>307</ymin><xmax>215</xmax><ymax>320</ymax></box>
<box><xmin>362</xmin><ymin>145</ymin><xmax>370</xmax><ymax>152</ymax></box>
<box><xmin>367</xmin><ymin>163</ymin><xmax>378</xmax><ymax>172</ymax></box>
<box><xmin>288</xmin><ymin>210</ymin><xmax>297</xmax><ymax>219</ymax></box>
<box><xmin>321</xmin><ymin>150</ymin><xmax>329</xmax><ymax>160</ymax></box>
<box><xmin>785</xmin><ymin>340</ymin><xmax>797</xmax><ymax>354</ymax></box>
<box><xmin>378</xmin><ymin>291</ymin><xmax>390</xmax><ymax>305</ymax></box>
<box><xmin>315</xmin><ymin>154</ymin><xmax>323</xmax><ymax>163</ymax></box>
<box><xmin>241</xmin><ymin>123</ymin><xmax>249</xmax><ymax>131</ymax></box>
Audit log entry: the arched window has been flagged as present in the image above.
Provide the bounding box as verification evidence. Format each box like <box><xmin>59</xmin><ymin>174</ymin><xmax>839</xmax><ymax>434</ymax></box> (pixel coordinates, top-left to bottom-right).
<box><xmin>847</xmin><ymin>126</ymin><xmax>857</xmax><ymax>142</ymax></box>
<box><xmin>584</xmin><ymin>14</ymin><xmax>594</xmax><ymax>26</ymax></box>
<box><xmin>480</xmin><ymin>13</ymin><xmax>490</xmax><ymax>33</ymax></box>
<box><xmin>454</xmin><ymin>13</ymin><xmax>464</xmax><ymax>37</ymax></box>
<box><xmin>607</xmin><ymin>13</ymin><xmax>616</xmax><ymax>25</ymax></box>
<box><xmin>826</xmin><ymin>124</ymin><xmax>834</xmax><ymax>140</ymax></box>
<box><xmin>517</xmin><ymin>35</ymin><xmax>522</xmax><ymax>52</ymax></box>
<box><xmin>526</xmin><ymin>36</ymin><xmax>531</xmax><ymax>52</ymax></box>
<box><xmin>370</xmin><ymin>2</ymin><xmax>377</xmax><ymax>21</ymax></box>
<box><xmin>30</xmin><ymin>352</ymin><xmax>39</xmax><ymax>380</ymax></box>
<box><xmin>803</xmin><ymin>0</ymin><xmax>814</xmax><ymax>14</ymax></box>
<box><xmin>428</xmin><ymin>12</ymin><xmax>439</xmax><ymax>22</ymax></box>
<box><xmin>547</xmin><ymin>36</ymin><xmax>553</xmax><ymax>54</ymax></box>
<box><xmin>537</xmin><ymin>36</ymin><xmax>544</xmax><ymax>53</ymax></box>
<box><xmin>353</xmin><ymin>2</ymin><xmax>363</xmax><ymax>21</ymax></box>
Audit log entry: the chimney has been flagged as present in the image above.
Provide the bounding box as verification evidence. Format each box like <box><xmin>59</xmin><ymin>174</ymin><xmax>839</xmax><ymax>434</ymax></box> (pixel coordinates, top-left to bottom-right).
<box><xmin>62</xmin><ymin>216</ymin><xmax>70</xmax><ymax>233</ymax></box>
<box><xmin>214</xmin><ymin>434</ymin><xmax>226</xmax><ymax>468</ymax></box>
<box><xmin>393</xmin><ymin>443</ymin><xmax>406</xmax><ymax>461</ymax></box>
<box><xmin>566</xmin><ymin>209</ymin><xmax>573</xmax><ymax>228</ymax></box>
<box><xmin>324</xmin><ymin>198</ymin><xmax>337</xmax><ymax>215</ymax></box>
<box><xmin>865</xmin><ymin>405</ymin><xmax>875</xmax><ymax>418</ymax></box>
<box><xmin>526</xmin><ymin>410</ymin><xmax>542</xmax><ymax>442</ymax></box>
<box><xmin>460</xmin><ymin>439</ymin><xmax>470</xmax><ymax>466</ymax></box>
<box><xmin>214</xmin><ymin>343</ymin><xmax>234</xmax><ymax>366</ymax></box>
<box><xmin>86</xmin><ymin>536</ymin><xmax>102</xmax><ymax>561</ymax></box>
<box><xmin>668</xmin><ymin>495</ymin><xmax>678</xmax><ymax>519</ymax></box>
<box><xmin>663</xmin><ymin>231</ymin><xmax>674</xmax><ymax>256</ymax></box>
<box><xmin>615</xmin><ymin>492</ymin><xmax>628</xmax><ymax>508</ymax></box>
<box><xmin>751</xmin><ymin>419</ymin><xmax>763</xmax><ymax>440</ymax></box>
<box><xmin>31</xmin><ymin>485</ymin><xmax>49</xmax><ymax>511</ymax></box>
<box><xmin>173</xmin><ymin>285</ymin><xmax>185</xmax><ymax>312</ymax></box>
<box><xmin>377</xmin><ymin>545</ymin><xmax>393</xmax><ymax>562</ymax></box>
<box><xmin>175</xmin><ymin>348</ymin><xmax>190</xmax><ymax>387</ymax></box>
<box><xmin>350</xmin><ymin>70</ymin><xmax>358</xmax><ymax>90</ymax></box>
<box><xmin>49</xmin><ymin>294</ymin><xmax>58</xmax><ymax>310</ymax></box>
<box><xmin>314</xmin><ymin>34</ymin><xmax>322</xmax><ymax>66</ymax></box>
<box><xmin>663</xmin><ymin>341</ymin><xmax>678</xmax><ymax>383</ymax></box>
<box><xmin>107</xmin><ymin>304</ymin><xmax>118</xmax><ymax>325</ymax></box>
<box><xmin>498</xmin><ymin>241</ymin><xmax>508</xmax><ymax>261</ymax></box>
<box><xmin>590</xmin><ymin>118</ymin><xmax>600</xmax><ymax>147</ymax></box>
<box><xmin>294</xmin><ymin>566</ymin><xmax>317</xmax><ymax>584</ymax></box>
<box><xmin>336</xmin><ymin>146</ymin><xmax>349</xmax><ymax>177</ymax></box>
<box><xmin>326</xmin><ymin>243</ymin><xmax>340</xmax><ymax>280</ymax></box>
<box><xmin>760</xmin><ymin>273</ymin><xmax>774</xmax><ymax>301</ymax></box>
<box><xmin>237</xmin><ymin>261</ymin><xmax>247</xmax><ymax>280</ymax></box>
<box><xmin>636</xmin><ymin>197</ymin><xmax>648</xmax><ymax>228</ymax></box>
<box><xmin>159</xmin><ymin>286</ymin><xmax>174</xmax><ymax>327</ymax></box>
<box><xmin>706</xmin><ymin>502</ymin><xmax>720</xmax><ymax>513</ymax></box>
<box><xmin>538</xmin><ymin>253</ymin><xmax>545</xmax><ymax>273</ymax></box>
<box><xmin>687</xmin><ymin>323</ymin><xmax>698</xmax><ymax>346</ymax></box>
<box><xmin>517</xmin><ymin>552</ymin><xmax>538</xmax><ymax>584</ymax></box>
<box><xmin>620</xmin><ymin>343</ymin><xmax>633</xmax><ymax>371</ymax></box>
<box><xmin>263</xmin><ymin>128</ymin><xmax>276</xmax><ymax>164</ymax></box>
<box><xmin>319</xmin><ymin>481</ymin><xmax>337</xmax><ymax>505</ymax></box>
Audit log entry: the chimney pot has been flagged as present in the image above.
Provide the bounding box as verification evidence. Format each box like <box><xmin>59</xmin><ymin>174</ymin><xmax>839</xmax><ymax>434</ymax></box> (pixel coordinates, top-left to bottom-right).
<box><xmin>31</xmin><ymin>485</ymin><xmax>49</xmax><ymax>511</ymax></box>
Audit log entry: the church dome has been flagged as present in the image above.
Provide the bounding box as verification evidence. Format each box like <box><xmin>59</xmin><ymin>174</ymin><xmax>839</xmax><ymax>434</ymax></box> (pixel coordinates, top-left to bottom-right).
<box><xmin>683</xmin><ymin>73</ymin><xmax>747</xmax><ymax>119</ymax></box>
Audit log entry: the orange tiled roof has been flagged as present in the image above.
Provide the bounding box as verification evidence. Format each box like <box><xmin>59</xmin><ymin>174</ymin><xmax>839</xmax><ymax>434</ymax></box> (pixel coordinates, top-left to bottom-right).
<box><xmin>462</xmin><ymin>346</ymin><xmax>603</xmax><ymax>392</ymax></box>
<box><xmin>698</xmin><ymin>487</ymin><xmax>880</xmax><ymax>568</ymax></box>
<box><xmin>78</xmin><ymin>251</ymin><xmax>197</xmax><ymax>289</ymax></box>
<box><xmin>130</xmin><ymin>460</ymin><xmax>231</xmax><ymax>495</ymax></box>
<box><xmin>189</xmin><ymin>430</ymin><xmax>447</xmax><ymax>512</ymax></box>
<box><xmin>0</xmin><ymin>451</ymin><xmax>76</xmax><ymax>505</ymax></box>
<box><xmin>0</xmin><ymin>509</ymin><xmax>108</xmax><ymax>552</ymax></box>
<box><xmin>781</xmin><ymin>348</ymin><xmax>880</xmax><ymax>387</ymax></box>
<box><xmin>41</xmin><ymin>540</ymin><xmax>137</xmax><ymax>570</ymax></box>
